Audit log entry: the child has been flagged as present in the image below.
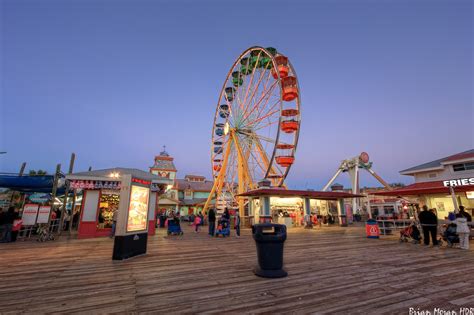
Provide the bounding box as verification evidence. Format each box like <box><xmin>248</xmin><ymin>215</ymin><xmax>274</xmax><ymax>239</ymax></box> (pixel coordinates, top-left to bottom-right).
<box><xmin>234</xmin><ymin>210</ymin><xmax>241</xmax><ymax>238</ymax></box>
<box><xmin>192</xmin><ymin>214</ymin><xmax>202</xmax><ymax>233</ymax></box>
<box><xmin>456</xmin><ymin>212</ymin><xmax>470</xmax><ymax>250</ymax></box>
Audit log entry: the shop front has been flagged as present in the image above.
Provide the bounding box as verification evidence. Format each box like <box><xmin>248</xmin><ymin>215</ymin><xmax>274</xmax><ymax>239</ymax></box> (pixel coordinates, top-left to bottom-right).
<box><xmin>373</xmin><ymin>179</ymin><xmax>474</xmax><ymax>219</ymax></box>
<box><xmin>67</xmin><ymin>168</ymin><xmax>172</xmax><ymax>239</ymax></box>
<box><xmin>238</xmin><ymin>188</ymin><xmax>364</xmax><ymax>227</ymax></box>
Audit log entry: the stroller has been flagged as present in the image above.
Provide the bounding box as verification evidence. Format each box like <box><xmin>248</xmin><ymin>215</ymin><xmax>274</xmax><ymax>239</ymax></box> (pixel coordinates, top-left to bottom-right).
<box><xmin>399</xmin><ymin>223</ymin><xmax>422</xmax><ymax>244</ymax></box>
<box><xmin>167</xmin><ymin>218</ymin><xmax>183</xmax><ymax>236</ymax></box>
<box><xmin>442</xmin><ymin>223</ymin><xmax>459</xmax><ymax>247</ymax></box>
<box><xmin>215</xmin><ymin>218</ymin><xmax>230</xmax><ymax>237</ymax></box>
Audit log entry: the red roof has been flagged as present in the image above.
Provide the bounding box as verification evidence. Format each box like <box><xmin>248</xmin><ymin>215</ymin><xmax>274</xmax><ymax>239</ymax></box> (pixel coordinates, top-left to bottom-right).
<box><xmin>443</xmin><ymin>151</ymin><xmax>474</xmax><ymax>162</ymax></box>
<box><xmin>372</xmin><ymin>180</ymin><xmax>474</xmax><ymax>196</ymax></box>
<box><xmin>237</xmin><ymin>188</ymin><xmax>364</xmax><ymax>200</ymax></box>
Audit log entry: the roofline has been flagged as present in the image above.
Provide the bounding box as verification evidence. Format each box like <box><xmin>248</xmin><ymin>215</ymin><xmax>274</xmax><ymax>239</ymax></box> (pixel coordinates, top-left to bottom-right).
<box><xmin>66</xmin><ymin>174</ymin><xmax>172</xmax><ymax>185</ymax></box>
<box><xmin>399</xmin><ymin>166</ymin><xmax>444</xmax><ymax>175</ymax></box>
<box><xmin>440</xmin><ymin>157</ymin><xmax>474</xmax><ymax>165</ymax></box>
<box><xmin>66</xmin><ymin>175</ymin><xmax>116</xmax><ymax>181</ymax></box>
<box><xmin>399</xmin><ymin>149</ymin><xmax>474</xmax><ymax>175</ymax></box>
<box><xmin>237</xmin><ymin>188</ymin><xmax>365</xmax><ymax>200</ymax></box>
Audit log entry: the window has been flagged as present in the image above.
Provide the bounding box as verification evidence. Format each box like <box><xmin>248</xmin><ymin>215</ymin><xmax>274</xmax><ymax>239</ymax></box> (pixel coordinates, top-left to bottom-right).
<box><xmin>98</xmin><ymin>191</ymin><xmax>120</xmax><ymax>229</ymax></box>
<box><xmin>428</xmin><ymin>173</ymin><xmax>437</xmax><ymax>178</ymax></box>
<box><xmin>453</xmin><ymin>162</ymin><xmax>474</xmax><ymax>172</ymax></box>
<box><xmin>383</xmin><ymin>206</ymin><xmax>395</xmax><ymax>215</ymax></box>
<box><xmin>184</xmin><ymin>190</ymin><xmax>193</xmax><ymax>199</ymax></box>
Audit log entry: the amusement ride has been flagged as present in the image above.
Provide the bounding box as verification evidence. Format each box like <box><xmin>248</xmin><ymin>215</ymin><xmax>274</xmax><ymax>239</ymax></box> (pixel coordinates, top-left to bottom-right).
<box><xmin>322</xmin><ymin>152</ymin><xmax>393</xmax><ymax>216</ymax></box>
<box><xmin>203</xmin><ymin>46</ymin><xmax>301</xmax><ymax>214</ymax></box>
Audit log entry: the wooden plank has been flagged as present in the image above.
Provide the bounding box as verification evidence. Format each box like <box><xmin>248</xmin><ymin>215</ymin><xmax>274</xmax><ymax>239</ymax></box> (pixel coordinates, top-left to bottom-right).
<box><xmin>0</xmin><ymin>225</ymin><xmax>472</xmax><ymax>313</ymax></box>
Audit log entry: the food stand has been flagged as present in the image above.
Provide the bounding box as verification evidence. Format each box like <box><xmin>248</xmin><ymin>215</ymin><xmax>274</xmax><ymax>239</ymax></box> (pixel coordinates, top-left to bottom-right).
<box><xmin>237</xmin><ymin>188</ymin><xmax>365</xmax><ymax>227</ymax></box>
<box><xmin>66</xmin><ymin>168</ymin><xmax>172</xmax><ymax>239</ymax></box>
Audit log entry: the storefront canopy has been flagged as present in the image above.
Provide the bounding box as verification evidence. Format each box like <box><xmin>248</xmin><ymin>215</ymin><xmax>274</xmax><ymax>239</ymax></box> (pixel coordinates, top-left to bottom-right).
<box><xmin>0</xmin><ymin>174</ymin><xmax>66</xmax><ymax>193</ymax></box>
<box><xmin>67</xmin><ymin>167</ymin><xmax>172</xmax><ymax>185</ymax></box>
<box><xmin>237</xmin><ymin>188</ymin><xmax>364</xmax><ymax>200</ymax></box>
<box><xmin>372</xmin><ymin>180</ymin><xmax>473</xmax><ymax>196</ymax></box>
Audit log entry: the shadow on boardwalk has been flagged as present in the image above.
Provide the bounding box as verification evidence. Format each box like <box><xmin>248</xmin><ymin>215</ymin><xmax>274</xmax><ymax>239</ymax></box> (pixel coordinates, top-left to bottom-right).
<box><xmin>1</xmin><ymin>225</ymin><xmax>473</xmax><ymax>314</ymax></box>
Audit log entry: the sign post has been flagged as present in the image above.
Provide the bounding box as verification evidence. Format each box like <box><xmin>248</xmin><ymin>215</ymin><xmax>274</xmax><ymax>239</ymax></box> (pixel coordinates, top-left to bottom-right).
<box><xmin>37</xmin><ymin>206</ymin><xmax>52</xmax><ymax>224</ymax></box>
<box><xmin>112</xmin><ymin>174</ymin><xmax>151</xmax><ymax>260</ymax></box>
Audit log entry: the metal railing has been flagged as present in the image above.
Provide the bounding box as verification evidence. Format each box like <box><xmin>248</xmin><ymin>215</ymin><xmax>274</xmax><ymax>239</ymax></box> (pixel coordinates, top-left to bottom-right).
<box><xmin>376</xmin><ymin>219</ymin><xmax>413</xmax><ymax>235</ymax></box>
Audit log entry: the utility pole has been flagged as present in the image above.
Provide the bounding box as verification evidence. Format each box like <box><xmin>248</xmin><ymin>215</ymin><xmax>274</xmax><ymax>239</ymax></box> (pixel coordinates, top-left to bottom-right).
<box><xmin>19</xmin><ymin>162</ymin><xmax>26</xmax><ymax>176</ymax></box>
<box><xmin>59</xmin><ymin>153</ymin><xmax>75</xmax><ymax>235</ymax></box>
<box><xmin>69</xmin><ymin>155</ymin><xmax>78</xmax><ymax>236</ymax></box>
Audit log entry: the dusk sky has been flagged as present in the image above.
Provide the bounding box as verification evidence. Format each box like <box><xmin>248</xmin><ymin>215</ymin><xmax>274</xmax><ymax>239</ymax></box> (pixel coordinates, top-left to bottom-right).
<box><xmin>1</xmin><ymin>0</ymin><xmax>472</xmax><ymax>189</ymax></box>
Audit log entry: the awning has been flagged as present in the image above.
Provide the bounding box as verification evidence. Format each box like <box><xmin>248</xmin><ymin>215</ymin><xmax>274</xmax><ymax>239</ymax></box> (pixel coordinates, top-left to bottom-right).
<box><xmin>372</xmin><ymin>180</ymin><xmax>474</xmax><ymax>196</ymax></box>
<box><xmin>237</xmin><ymin>188</ymin><xmax>365</xmax><ymax>200</ymax></box>
<box><xmin>0</xmin><ymin>174</ymin><xmax>66</xmax><ymax>193</ymax></box>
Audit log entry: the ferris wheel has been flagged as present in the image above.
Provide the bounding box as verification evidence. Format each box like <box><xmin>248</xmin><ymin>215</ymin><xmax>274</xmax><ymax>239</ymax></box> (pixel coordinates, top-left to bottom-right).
<box><xmin>203</xmin><ymin>46</ymin><xmax>301</xmax><ymax>213</ymax></box>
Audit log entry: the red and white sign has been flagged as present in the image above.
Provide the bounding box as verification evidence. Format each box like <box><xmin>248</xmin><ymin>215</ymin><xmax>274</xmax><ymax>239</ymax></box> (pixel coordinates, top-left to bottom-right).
<box><xmin>37</xmin><ymin>206</ymin><xmax>52</xmax><ymax>224</ymax></box>
<box><xmin>365</xmin><ymin>224</ymin><xmax>380</xmax><ymax>238</ymax></box>
<box><xmin>22</xmin><ymin>204</ymin><xmax>39</xmax><ymax>226</ymax></box>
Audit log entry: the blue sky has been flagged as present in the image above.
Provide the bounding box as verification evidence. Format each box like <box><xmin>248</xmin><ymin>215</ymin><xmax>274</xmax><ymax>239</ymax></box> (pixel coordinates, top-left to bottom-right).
<box><xmin>1</xmin><ymin>0</ymin><xmax>472</xmax><ymax>189</ymax></box>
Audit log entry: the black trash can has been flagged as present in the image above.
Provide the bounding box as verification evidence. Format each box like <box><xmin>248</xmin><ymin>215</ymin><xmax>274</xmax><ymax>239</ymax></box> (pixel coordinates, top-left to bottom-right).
<box><xmin>252</xmin><ymin>223</ymin><xmax>287</xmax><ymax>278</ymax></box>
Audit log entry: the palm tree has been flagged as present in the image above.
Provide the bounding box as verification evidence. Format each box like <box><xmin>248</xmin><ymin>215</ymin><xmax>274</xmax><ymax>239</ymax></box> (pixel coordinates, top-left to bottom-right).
<box><xmin>29</xmin><ymin>170</ymin><xmax>48</xmax><ymax>176</ymax></box>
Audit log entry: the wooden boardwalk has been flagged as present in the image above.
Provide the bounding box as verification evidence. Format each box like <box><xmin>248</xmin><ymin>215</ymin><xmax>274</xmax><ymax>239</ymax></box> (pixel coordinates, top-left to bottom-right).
<box><xmin>1</xmin><ymin>225</ymin><xmax>473</xmax><ymax>314</ymax></box>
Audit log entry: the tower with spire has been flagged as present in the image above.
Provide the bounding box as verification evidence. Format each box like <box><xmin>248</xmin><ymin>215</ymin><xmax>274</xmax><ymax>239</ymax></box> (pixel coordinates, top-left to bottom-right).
<box><xmin>150</xmin><ymin>145</ymin><xmax>177</xmax><ymax>180</ymax></box>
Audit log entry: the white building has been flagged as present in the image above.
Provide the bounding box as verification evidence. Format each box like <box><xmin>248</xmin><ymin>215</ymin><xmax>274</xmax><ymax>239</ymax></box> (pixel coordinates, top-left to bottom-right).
<box><xmin>375</xmin><ymin>149</ymin><xmax>474</xmax><ymax>219</ymax></box>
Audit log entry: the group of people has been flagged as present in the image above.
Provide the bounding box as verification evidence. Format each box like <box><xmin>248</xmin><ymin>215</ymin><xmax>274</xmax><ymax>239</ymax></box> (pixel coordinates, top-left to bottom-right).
<box><xmin>206</xmin><ymin>208</ymin><xmax>240</xmax><ymax>237</ymax></box>
<box><xmin>160</xmin><ymin>208</ymin><xmax>241</xmax><ymax>237</ymax></box>
<box><xmin>418</xmin><ymin>205</ymin><xmax>472</xmax><ymax>250</ymax></box>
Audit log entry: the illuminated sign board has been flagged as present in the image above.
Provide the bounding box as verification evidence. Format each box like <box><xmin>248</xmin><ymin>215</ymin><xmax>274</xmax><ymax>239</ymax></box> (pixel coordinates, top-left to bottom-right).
<box><xmin>126</xmin><ymin>185</ymin><xmax>150</xmax><ymax>232</ymax></box>
<box><xmin>132</xmin><ymin>178</ymin><xmax>151</xmax><ymax>185</ymax></box>
<box><xmin>443</xmin><ymin>178</ymin><xmax>474</xmax><ymax>187</ymax></box>
<box><xmin>466</xmin><ymin>191</ymin><xmax>474</xmax><ymax>200</ymax></box>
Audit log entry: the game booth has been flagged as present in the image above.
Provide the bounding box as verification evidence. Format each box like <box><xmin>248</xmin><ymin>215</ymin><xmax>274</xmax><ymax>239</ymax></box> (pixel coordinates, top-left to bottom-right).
<box><xmin>66</xmin><ymin>168</ymin><xmax>172</xmax><ymax>239</ymax></box>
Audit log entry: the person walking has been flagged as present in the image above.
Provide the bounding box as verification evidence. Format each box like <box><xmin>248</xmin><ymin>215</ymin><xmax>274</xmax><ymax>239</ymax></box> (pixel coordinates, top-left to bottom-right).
<box><xmin>198</xmin><ymin>212</ymin><xmax>204</xmax><ymax>227</ymax></box>
<box><xmin>110</xmin><ymin>210</ymin><xmax>118</xmax><ymax>238</ymax></box>
<box><xmin>11</xmin><ymin>214</ymin><xmax>22</xmax><ymax>242</ymax></box>
<box><xmin>418</xmin><ymin>205</ymin><xmax>438</xmax><ymax>246</ymax></box>
<box><xmin>208</xmin><ymin>208</ymin><xmax>216</xmax><ymax>236</ymax></box>
<box><xmin>0</xmin><ymin>207</ymin><xmax>15</xmax><ymax>243</ymax></box>
<box><xmin>459</xmin><ymin>206</ymin><xmax>472</xmax><ymax>222</ymax></box>
<box><xmin>192</xmin><ymin>213</ymin><xmax>202</xmax><ymax>233</ymax></box>
<box><xmin>234</xmin><ymin>210</ymin><xmax>241</xmax><ymax>238</ymax></box>
<box><xmin>456</xmin><ymin>212</ymin><xmax>470</xmax><ymax>250</ymax></box>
